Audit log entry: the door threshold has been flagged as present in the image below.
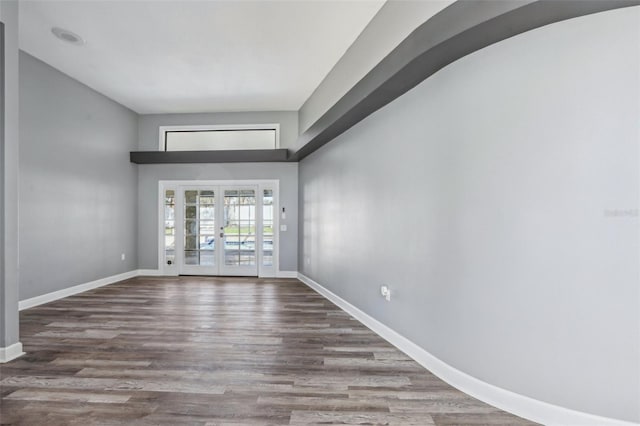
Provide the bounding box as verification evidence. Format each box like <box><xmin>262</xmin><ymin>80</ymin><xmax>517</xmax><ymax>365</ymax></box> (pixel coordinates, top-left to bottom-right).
<box><xmin>178</xmin><ymin>274</ymin><xmax>259</xmax><ymax>278</ymax></box>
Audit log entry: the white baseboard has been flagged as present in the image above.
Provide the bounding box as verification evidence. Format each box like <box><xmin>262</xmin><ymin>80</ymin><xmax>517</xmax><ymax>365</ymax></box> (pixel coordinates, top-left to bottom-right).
<box><xmin>296</xmin><ymin>272</ymin><xmax>637</xmax><ymax>426</ymax></box>
<box><xmin>276</xmin><ymin>270</ymin><xmax>298</xmax><ymax>278</ymax></box>
<box><xmin>0</xmin><ymin>342</ymin><xmax>24</xmax><ymax>363</ymax></box>
<box><xmin>19</xmin><ymin>270</ymin><xmax>140</xmax><ymax>311</ymax></box>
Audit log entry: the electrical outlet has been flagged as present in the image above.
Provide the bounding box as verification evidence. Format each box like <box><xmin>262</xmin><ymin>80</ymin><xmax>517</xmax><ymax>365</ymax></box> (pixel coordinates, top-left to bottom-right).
<box><xmin>280</xmin><ymin>224</ymin><xmax>287</xmax><ymax>231</ymax></box>
<box><xmin>306</xmin><ymin>256</ymin><xmax>310</xmax><ymax>265</ymax></box>
<box><xmin>121</xmin><ymin>253</ymin><xmax>126</xmax><ymax>261</ymax></box>
<box><xmin>380</xmin><ymin>285</ymin><xmax>391</xmax><ymax>301</ymax></box>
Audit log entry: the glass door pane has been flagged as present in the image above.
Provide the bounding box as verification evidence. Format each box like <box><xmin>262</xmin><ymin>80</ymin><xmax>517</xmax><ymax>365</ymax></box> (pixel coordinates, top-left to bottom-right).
<box><xmin>222</xmin><ymin>187</ymin><xmax>257</xmax><ymax>275</ymax></box>
<box><xmin>262</xmin><ymin>189</ymin><xmax>274</xmax><ymax>267</ymax></box>
<box><xmin>183</xmin><ymin>189</ymin><xmax>216</xmax><ymax>270</ymax></box>
<box><xmin>164</xmin><ymin>190</ymin><xmax>176</xmax><ymax>266</ymax></box>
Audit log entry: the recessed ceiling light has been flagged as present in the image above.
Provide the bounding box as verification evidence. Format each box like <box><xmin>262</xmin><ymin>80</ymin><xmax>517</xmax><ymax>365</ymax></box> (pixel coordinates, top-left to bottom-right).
<box><xmin>51</xmin><ymin>27</ymin><xmax>84</xmax><ymax>46</ymax></box>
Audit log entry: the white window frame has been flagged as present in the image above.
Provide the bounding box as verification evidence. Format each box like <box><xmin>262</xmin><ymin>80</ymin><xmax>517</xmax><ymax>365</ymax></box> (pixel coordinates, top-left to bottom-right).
<box><xmin>158</xmin><ymin>179</ymin><xmax>280</xmax><ymax>278</ymax></box>
<box><xmin>158</xmin><ymin>124</ymin><xmax>280</xmax><ymax>151</ymax></box>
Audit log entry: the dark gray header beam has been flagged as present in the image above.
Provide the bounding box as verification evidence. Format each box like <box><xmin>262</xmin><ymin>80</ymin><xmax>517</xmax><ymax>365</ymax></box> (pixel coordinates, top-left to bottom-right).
<box><xmin>290</xmin><ymin>0</ymin><xmax>640</xmax><ymax>161</ymax></box>
<box><xmin>129</xmin><ymin>0</ymin><xmax>638</xmax><ymax>165</ymax></box>
<box><xmin>130</xmin><ymin>149</ymin><xmax>290</xmax><ymax>164</ymax></box>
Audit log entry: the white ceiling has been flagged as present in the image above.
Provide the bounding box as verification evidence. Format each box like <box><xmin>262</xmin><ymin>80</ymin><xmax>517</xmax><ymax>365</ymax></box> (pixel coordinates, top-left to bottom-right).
<box><xmin>19</xmin><ymin>0</ymin><xmax>385</xmax><ymax>114</ymax></box>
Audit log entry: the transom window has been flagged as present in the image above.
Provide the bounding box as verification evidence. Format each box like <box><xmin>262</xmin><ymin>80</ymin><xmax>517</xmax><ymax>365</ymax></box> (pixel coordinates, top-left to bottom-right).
<box><xmin>159</xmin><ymin>124</ymin><xmax>279</xmax><ymax>152</ymax></box>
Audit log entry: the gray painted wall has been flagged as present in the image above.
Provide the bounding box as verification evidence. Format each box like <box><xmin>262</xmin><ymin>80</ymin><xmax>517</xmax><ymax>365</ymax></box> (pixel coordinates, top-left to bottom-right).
<box><xmin>137</xmin><ymin>162</ymin><xmax>298</xmax><ymax>272</ymax></box>
<box><xmin>0</xmin><ymin>0</ymin><xmax>19</xmax><ymax>349</ymax></box>
<box><xmin>138</xmin><ymin>111</ymin><xmax>298</xmax><ymax>151</ymax></box>
<box><xmin>297</xmin><ymin>0</ymin><xmax>452</xmax><ymax>135</ymax></box>
<box><xmin>19</xmin><ymin>52</ymin><xmax>139</xmax><ymax>300</ymax></box>
<box><xmin>299</xmin><ymin>7</ymin><xmax>639</xmax><ymax>423</ymax></box>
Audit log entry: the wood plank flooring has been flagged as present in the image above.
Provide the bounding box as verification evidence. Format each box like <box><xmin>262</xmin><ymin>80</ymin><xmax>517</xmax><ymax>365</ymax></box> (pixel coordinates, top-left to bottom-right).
<box><xmin>0</xmin><ymin>276</ymin><xmax>536</xmax><ymax>425</ymax></box>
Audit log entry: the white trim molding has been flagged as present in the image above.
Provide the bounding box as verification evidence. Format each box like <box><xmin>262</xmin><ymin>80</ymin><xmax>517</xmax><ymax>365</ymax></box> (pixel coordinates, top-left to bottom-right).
<box><xmin>0</xmin><ymin>342</ymin><xmax>24</xmax><ymax>363</ymax></box>
<box><xmin>276</xmin><ymin>270</ymin><xmax>298</xmax><ymax>278</ymax></box>
<box><xmin>19</xmin><ymin>270</ymin><xmax>139</xmax><ymax>311</ymax></box>
<box><xmin>296</xmin><ymin>272</ymin><xmax>638</xmax><ymax>426</ymax></box>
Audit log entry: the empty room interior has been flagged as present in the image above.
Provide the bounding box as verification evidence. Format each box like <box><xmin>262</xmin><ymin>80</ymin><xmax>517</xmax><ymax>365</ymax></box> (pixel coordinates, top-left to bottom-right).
<box><xmin>0</xmin><ymin>0</ymin><xmax>638</xmax><ymax>425</ymax></box>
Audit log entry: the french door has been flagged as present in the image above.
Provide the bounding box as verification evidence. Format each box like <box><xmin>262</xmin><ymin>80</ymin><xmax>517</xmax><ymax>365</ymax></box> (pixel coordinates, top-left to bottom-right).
<box><xmin>161</xmin><ymin>181</ymin><xmax>277</xmax><ymax>277</ymax></box>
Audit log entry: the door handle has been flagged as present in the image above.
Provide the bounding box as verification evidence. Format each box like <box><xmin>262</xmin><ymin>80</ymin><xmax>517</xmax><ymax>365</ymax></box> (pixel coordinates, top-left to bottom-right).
<box><xmin>219</xmin><ymin>232</ymin><xmax>224</xmax><ymax>238</ymax></box>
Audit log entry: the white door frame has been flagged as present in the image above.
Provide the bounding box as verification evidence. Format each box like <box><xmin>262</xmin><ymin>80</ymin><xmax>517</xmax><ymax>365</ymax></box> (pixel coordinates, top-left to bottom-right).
<box><xmin>158</xmin><ymin>180</ymin><xmax>280</xmax><ymax>278</ymax></box>
<box><xmin>217</xmin><ymin>183</ymin><xmax>259</xmax><ymax>277</ymax></box>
